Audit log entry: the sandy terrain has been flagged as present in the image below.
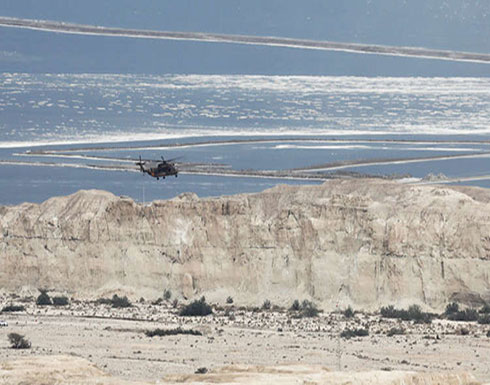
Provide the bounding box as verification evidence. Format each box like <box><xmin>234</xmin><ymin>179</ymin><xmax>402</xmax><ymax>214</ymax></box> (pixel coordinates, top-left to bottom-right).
<box><xmin>0</xmin><ymin>294</ymin><xmax>489</xmax><ymax>383</ymax></box>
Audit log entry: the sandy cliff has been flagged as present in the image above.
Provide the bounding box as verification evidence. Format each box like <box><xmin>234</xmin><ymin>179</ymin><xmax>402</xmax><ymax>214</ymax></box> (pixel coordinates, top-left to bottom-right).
<box><xmin>1</xmin><ymin>179</ymin><xmax>489</xmax><ymax>310</ymax></box>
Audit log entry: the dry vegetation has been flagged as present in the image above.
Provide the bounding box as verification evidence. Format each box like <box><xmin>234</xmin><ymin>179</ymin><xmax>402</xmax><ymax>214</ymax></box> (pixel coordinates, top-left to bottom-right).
<box><xmin>1</xmin><ymin>293</ymin><xmax>489</xmax><ymax>383</ymax></box>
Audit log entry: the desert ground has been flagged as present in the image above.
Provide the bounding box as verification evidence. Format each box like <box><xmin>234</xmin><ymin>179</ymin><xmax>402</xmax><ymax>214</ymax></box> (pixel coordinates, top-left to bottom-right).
<box><xmin>0</xmin><ymin>293</ymin><xmax>489</xmax><ymax>384</ymax></box>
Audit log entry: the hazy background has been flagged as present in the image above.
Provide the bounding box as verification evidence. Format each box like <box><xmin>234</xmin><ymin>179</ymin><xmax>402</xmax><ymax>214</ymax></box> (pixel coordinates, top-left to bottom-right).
<box><xmin>0</xmin><ymin>0</ymin><xmax>489</xmax><ymax>76</ymax></box>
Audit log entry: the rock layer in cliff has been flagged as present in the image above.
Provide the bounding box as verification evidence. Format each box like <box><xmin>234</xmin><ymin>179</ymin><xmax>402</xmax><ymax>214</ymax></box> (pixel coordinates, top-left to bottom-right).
<box><xmin>1</xmin><ymin>179</ymin><xmax>489</xmax><ymax>310</ymax></box>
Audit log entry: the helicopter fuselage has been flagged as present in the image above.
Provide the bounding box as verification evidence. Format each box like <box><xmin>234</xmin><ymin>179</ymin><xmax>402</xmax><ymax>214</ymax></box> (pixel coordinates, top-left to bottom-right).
<box><xmin>137</xmin><ymin>158</ymin><xmax>178</xmax><ymax>180</ymax></box>
<box><xmin>145</xmin><ymin>164</ymin><xmax>178</xmax><ymax>179</ymax></box>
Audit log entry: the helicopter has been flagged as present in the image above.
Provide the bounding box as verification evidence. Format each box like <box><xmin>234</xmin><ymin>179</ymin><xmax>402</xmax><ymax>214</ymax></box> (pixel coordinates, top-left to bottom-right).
<box><xmin>136</xmin><ymin>155</ymin><xmax>178</xmax><ymax>180</ymax></box>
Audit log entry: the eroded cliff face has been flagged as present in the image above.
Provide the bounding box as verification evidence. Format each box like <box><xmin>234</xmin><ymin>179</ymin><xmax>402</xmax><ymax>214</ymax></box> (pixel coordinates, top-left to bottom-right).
<box><xmin>1</xmin><ymin>179</ymin><xmax>489</xmax><ymax>310</ymax></box>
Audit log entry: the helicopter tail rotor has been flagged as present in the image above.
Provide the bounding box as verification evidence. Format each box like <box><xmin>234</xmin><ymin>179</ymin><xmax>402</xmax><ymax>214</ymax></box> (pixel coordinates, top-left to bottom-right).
<box><xmin>135</xmin><ymin>155</ymin><xmax>146</xmax><ymax>172</ymax></box>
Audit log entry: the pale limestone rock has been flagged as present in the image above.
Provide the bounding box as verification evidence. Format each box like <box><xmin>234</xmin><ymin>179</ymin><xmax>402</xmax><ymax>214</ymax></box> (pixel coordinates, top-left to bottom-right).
<box><xmin>0</xmin><ymin>179</ymin><xmax>489</xmax><ymax>311</ymax></box>
<box><xmin>0</xmin><ymin>356</ymin><xmax>482</xmax><ymax>385</ymax></box>
<box><xmin>0</xmin><ymin>355</ymin><xmax>147</xmax><ymax>385</ymax></box>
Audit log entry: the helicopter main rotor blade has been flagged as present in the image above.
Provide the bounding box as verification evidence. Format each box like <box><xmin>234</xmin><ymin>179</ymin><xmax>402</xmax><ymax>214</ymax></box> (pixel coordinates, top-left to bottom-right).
<box><xmin>165</xmin><ymin>156</ymin><xmax>184</xmax><ymax>163</ymax></box>
<box><xmin>146</xmin><ymin>156</ymin><xmax>182</xmax><ymax>163</ymax></box>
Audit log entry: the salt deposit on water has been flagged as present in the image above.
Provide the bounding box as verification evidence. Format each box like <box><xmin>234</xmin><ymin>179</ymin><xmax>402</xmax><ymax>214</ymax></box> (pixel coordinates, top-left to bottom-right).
<box><xmin>1</xmin><ymin>74</ymin><xmax>490</xmax><ymax>204</ymax></box>
<box><xmin>0</xmin><ymin>74</ymin><xmax>489</xmax><ymax>147</ymax></box>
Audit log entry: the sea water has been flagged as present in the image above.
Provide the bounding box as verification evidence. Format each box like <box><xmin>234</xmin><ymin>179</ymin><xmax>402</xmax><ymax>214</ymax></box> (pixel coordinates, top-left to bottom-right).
<box><xmin>1</xmin><ymin>74</ymin><xmax>490</xmax><ymax>204</ymax></box>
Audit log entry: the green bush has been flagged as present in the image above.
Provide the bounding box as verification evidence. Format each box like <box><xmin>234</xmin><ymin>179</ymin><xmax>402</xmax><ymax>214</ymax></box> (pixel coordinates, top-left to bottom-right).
<box><xmin>8</xmin><ymin>333</ymin><xmax>31</xmax><ymax>349</ymax></box>
<box><xmin>36</xmin><ymin>290</ymin><xmax>52</xmax><ymax>306</ymax></box>
<box><xmin>290</xmin><ymin>299</ymin><xmax>300</xmax><ymax>311</ymax></box>
<box><xmin>145</xmin><ymin>327</ymin><xmax>202</xmax><ymax>337</ymax></box>
<box><xmin>478</xmin><ymin>314</ymin><xmax>490</xmax><ymax>325</ymax></box>
<box><xmin>111</xmin><ymin>294</ymin><xmax>132</xmax><ymax>308</ymax></box>
<box><xmin>52</xmin><ymin>296</ymin><xmax>69</xmax><ymax>306</ymax></box>
<box><xmin>163</xmin><ymin>289</ymin><xmax>172</xmax><ymax>301</ymax></box>
<box><xmin>262</xmin><ymin>299</ymin><xmax>271</xmax><ymax>310</ymax></box>
<box><xmin>226</xmin><ymin>296</ymin><xmax>234</xmax><ymax>304</ymax></box>
<box><xmin>479</xmin><ymin>304</ymin><xmax>490</xmax><ymax>314</ymax></box>
<box><xmin>96</xmin><ymin>297</ymin><xmax>112</xmax><ymax>305</ymax></box>
<box><xmin>386</xmin><ymin>327</ymin><xmax>405</xmax><ymax>337</ymax></box>
<box><xmin>340</xmin><ymin>328</ymin><xmax>369</xmax><ymax>339</ymax></box>
<box><xmin>447</xmin><ymin>308</ymin><xmax>478</xmax><ymax>322</ymax></box>
<box><xmin>343</xmin><ymin>306</ymin><xmax>354</xmax><ymax>318</ymax></box>
<box><xmin>379</xmin><ymin>304</ymin><xmax>432</xmax><ymax>323</ymax></box>
<box><xmin>445</xmin><ymin>302</ymin><xmax>459</xmax><ymax>315</ymax></box>
<box><xmin>405</xmin><ymin>305</ymin><xmax>431</xmax><ymax>323</ymax></box>
<box><xmin>179</xmin><ymin>297</ymin><xmax>212</xmax><ymax>317</ymax></box>
<box><xmin>151</xmin><ymin>298</ymin><xmax>163</xmax><ymax>305</ymax></box>
<box><xmin>380</xmin><ymin>305</ymin><xmax>397</xmax><ymax>318</ymax></box>
<box><xmin>300</xmin><ymin>300</ymin><xmax>319</xmax><ymax>318</ymax></box>
<box><xmin>289</xmin><ymin>299</ymin><xmax>319</xmax><ymax>318</ymax></box>
<box><xmin>1</xmin><ymin>305</ymin><xmax>25</xmax><ymax>312</ymax></box>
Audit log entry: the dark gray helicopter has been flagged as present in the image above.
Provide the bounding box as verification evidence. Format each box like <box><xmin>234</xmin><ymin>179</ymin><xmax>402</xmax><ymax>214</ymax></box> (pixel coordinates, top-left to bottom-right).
<box><xmin>136</xmin><ymin>155</ymin><xmax>178</xmax><ymax>180</ymax></box>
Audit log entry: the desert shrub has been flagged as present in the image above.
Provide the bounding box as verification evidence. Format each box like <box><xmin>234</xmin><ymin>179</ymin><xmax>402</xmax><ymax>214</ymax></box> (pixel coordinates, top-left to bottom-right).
<box><xmin>459</xmin><ymin>327</ymin><xmax>470</xmax><ymax>335</ymax></box>
<box><xmin>145</xmin><ymin>327</ymin><xmax>202</xmax><ymax>337</ymax></box>
<box><xmin>300</xmin><ymin>300</ymin><xmax>319</xmax><ymax>318</ymax></box>
<box><xmin>1</xmin><ymin>304</ymin><xmax>25</xmax><ymax>312</ymax></box>
<box><xmin>172</xmin><ymin>298</ymin><xmax>179</xmax><ymax>308</ymax></box>
<box><xmin>36</xmin><ymin>290</ymin><xmax>52</xmax><ymax>306</ymax></box>
<box><xmin>380</xmin><ymin>305</ymin><xmax>397</xmax><ymax>318</ymax></box>
<box><xmin>343</xmin><ymin>306</ymin><xmax>354</xmax><ymax>318</ymax></box>
<box><xmin>447</xmin><ymin>308</ymin><xmax>478</xmax><ymax>322</ymax></box>
<box><xmin>152</xmin><ymin>298</ymin><xmax>163</xmax><ymax>305</ymax></box>
<box><xmin>386</xmin><ymin>327</ymin><xmax>405</xmax><ymax>337</ymax></box>
<box><xmin>405</xmin><ymin>305</ymin><xmax>430</xmax><ymax>323</ymax></box>
<box><xmin>163</xmin><ymin>289</ymin><xmax>172</xmax><ymax>301</ymax></box>
<box><xmin>487</xmin><ymin>330</ymin><xmax>490</xmax><ymax>337</ymax></box>
<box><xmin>289</xmin><ymin>299</ymin><xmax>319</xmax><ymax>318</ymax></box>
<box><xmin>8</xmin><ymin>333</ymin><xmax>31</xmax><ymax>349</ymax></box>
<box><xmin>111</xmin><ymin>294</ymin><xmax>132</xmax><ymax>308</ymax></box>
<box><xmin>445</xmin><ymin>302</ymin><xmax>460</xmax><ymax>315</ymax></box>
<box><xmin>96</xmin><ymin>295</ymin><xmax>132</xmax><ymax>307</ymax></box>
<box><xmin>479</xmin><ymin>304</ymin><xmax>490</xmax><ymax>314</ymax></box>
<box><xmin>179</xmin><ymin>297</ymin><xmax>212</xmax><ymax>317</ymax></box>
<box><xmin>96</xmin><ymin>297</ymin><xmax>112</xmax><ymax>305</ymax></box>
<box><xmin>290</xmin><ymin>299</ymin><xmax>300</xmax><ymax>311</ymax></box>
<box><xmin>262</xmin><ymin>299</ymin><xmax>271</xmax><ymax>310</ymax></box>
<box><xmin>52</xmin><ymin>296</ymin><xmax>69</xmax><ymax>306</ymax></box>
<box><xmin>195</xmin><ymin>367</ymin><xmax>208</xmax><ymax>374</ymax></box>
<box><xmin>226</xmin><ymin>296</ymin><xmax>234</xmax><ymax>304</ymax></box>
<box><xmin>478</xmin><ymin>314</ymin><xmax>490</xmax><ymax>325</ymax></box>
<box><xmin>340</xmin><ymin>328</ymin><xmax>369</xmax><ymax>339</ymax></box>
<box><xmin>380</xmin><ymin>304</ymin><xmax>432</xmax><ymax>323</ymax></box>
